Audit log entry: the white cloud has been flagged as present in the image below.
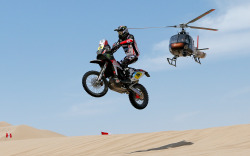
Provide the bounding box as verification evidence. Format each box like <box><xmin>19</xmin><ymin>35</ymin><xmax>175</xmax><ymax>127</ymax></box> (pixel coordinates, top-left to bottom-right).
<box><xmin>152</xmin><ymin>40</ymin><xmax>170</xmax><ymax>52</ymax></box>
<box><xmin>201</xmin><ymin>31</ymin><xmax>250</xmax><ymax>58</ymax></box>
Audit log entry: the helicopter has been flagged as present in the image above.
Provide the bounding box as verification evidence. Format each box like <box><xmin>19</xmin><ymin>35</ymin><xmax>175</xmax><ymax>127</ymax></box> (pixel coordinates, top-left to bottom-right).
<box><xmin>129</xmin><ymin>9</ymin><xmax>218</xmax><ymax>67</ymax></box>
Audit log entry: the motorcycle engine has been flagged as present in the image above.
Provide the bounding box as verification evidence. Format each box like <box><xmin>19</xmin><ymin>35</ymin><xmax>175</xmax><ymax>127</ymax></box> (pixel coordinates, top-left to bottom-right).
<box><xmin>108</xmin><ymin>78</ymin><xmax>128</xmax><ymax>94</ymax></box>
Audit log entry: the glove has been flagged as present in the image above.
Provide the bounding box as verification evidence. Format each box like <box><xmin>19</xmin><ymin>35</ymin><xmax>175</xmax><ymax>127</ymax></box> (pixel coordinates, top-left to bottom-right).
<box><xmin>113</xmin><ymin>42</ymin><xmax>120</xmax><ymax>48</ymax></box>
<box><xmin>111</xmin><ymin>42</ymin><xmax>120</xmax><ymax>52</ymax></box>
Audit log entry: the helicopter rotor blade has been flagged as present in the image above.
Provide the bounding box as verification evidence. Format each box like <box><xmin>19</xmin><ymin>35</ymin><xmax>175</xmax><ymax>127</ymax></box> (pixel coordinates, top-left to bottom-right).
<box><xmin>167</xmin><ymin>25</ymin><xmax>178</xmax><ymax>28</ymax></box>
<box><xmin>198</xmin><ymin>48</ymin><xmax>209</xmax><ymax>50</ymax></box>
<box><xmin>186</xmin><ymin>9</ymin><xmax>215</xmax><ymax>25</ymax></box>
<box><xmin>128</xmin><ymin>26</ymin><xmax>168</xmax><ymax>29</ymax></box>
<box><xmin>189</xmin><ymin>26</ymin><xmax>218</xmax><ymax>31</ymax></box>
<box><xmin>128</xmin><ymin>26</ymin><xmax>178</xmax><ymax>29</ymax></box>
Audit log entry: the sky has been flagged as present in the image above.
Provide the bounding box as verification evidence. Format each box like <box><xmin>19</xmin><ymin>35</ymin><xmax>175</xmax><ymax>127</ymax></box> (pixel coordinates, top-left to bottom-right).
<box><xmin>0</xmin><ymin>0</ymin><xmax>250</xmax><ymax>136</ymax></box>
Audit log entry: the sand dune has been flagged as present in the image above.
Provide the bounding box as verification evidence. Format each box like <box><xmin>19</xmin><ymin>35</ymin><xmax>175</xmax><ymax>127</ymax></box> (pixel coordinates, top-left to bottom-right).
<box><xmin>0</xmin><ymin>122</ymin><xmax>250</xmax><ymax>156</ymax></box>
<box><xmin>0</xmin><ymin>121</ymin><xmax>12</xmax><ymax>127</ymax></box>
<box><xmin>0</xmin><ymin>122</ymin><xmax>64</xmax><ymax>141</ymax></box>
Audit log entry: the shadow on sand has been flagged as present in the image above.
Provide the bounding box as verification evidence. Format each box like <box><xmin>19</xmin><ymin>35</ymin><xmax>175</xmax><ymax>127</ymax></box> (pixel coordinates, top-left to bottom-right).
<box><xmin>130</xmin><ymin>140</ymin><xmax>193</xmax><ymax>154</ymax></box>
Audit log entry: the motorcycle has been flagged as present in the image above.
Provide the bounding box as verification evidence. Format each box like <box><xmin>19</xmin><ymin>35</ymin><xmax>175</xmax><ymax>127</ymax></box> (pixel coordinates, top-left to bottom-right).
<box><xmin>82</xmin><ymin>39</ymin><xmax>150</xmax><ymax>110</ymax></box>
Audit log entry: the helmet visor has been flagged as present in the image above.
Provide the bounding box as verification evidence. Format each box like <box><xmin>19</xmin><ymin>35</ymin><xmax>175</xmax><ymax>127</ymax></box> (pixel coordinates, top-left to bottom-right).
<box><xmin>118</xmin><ymin>31</ymin><xmax>123</xmax><ymax>35</ymax></box>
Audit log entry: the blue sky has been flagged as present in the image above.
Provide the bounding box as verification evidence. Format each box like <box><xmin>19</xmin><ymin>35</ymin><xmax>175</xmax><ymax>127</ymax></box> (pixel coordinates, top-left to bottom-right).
<box><xmin>0</xmin><ymin>0</ymin><xmax>250</xmax><ymax>136</ymax></box>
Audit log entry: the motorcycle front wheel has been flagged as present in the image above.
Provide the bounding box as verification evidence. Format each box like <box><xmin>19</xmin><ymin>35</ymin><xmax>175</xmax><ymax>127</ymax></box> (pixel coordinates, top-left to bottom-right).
<box><xmin>129</xmin><ymin>84</ymin><xmax>149</xmax><ymax>110</ymax></box>
<box><xmin>82</xmin><ymin>70</ymin><xmax>108</xmax><ymax>97</ymax></box>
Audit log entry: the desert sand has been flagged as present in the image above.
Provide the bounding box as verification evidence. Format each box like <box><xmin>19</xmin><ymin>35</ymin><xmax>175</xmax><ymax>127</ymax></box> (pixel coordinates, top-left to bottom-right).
<box><xmin>0</xmin><ymin>122</ymin><xmax>250</xmax><ymax>156</ymax></box>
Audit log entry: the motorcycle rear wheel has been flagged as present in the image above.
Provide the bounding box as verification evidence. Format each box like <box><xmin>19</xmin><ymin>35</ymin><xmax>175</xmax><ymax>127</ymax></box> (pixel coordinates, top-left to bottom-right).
<box><xmin>82</xmin><ymin>71</ymin><xmax>108</xmax><ymax>97</ymax></box>
<box><xmin>129</xmin><ymin>84</ymin><xmax>149</xmax><ymax>110</ymax></box>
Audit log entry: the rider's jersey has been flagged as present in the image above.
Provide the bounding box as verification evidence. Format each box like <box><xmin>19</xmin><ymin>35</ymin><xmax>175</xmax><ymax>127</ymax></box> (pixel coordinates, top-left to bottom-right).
<box><xmin>118</xmin><ymin>34</ymin><xmax>140</xmax><ymax>57</ymax></box>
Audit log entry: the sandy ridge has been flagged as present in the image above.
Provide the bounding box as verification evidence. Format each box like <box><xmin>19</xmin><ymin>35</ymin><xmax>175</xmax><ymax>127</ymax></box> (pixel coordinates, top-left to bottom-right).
<box><xmin>0</xmin><ymin>122</ymin><xmax>64</xmax><ymax>141</ymax></box>
<box><xmin>0</xmin><ymin>123</ymin><xmax>250</xmax><ymax>156</ymax></box>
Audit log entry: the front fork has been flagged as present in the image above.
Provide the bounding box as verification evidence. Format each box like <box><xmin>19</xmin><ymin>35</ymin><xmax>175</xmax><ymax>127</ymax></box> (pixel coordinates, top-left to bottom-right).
<box><xmin>129</xmin><ymin>84</ymin><xmax>142</xmax><ymax>96</ymax></box>
<box><xmin>97</xmin><ymin>62</ymin><xmax>108</xmax><ymax>82</ymax></box>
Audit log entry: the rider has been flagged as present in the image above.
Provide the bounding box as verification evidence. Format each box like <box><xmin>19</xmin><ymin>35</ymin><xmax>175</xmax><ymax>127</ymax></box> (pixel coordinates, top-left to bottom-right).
<box><xmin>112</xmin><ymin>26</ymin><xmax>140</xmax><ymax>83</ymax></box>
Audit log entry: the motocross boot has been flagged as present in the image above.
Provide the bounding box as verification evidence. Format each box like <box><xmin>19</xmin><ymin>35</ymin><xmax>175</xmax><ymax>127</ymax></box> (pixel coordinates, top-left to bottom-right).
<box><xmin>113</xmin><ymin>75</ymin><xmax>120</xmax><ymax>83</ymax></box>
<box><xmin>120</xmin><ymin>68</ymin><xmax>131</xmax><ymax>84</ymax></box>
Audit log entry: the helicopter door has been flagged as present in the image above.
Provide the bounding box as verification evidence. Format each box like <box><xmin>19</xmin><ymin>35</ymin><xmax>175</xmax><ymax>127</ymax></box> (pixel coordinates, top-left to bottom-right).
<box><xmin>187</xmin><ymin>35</ymin><xmax>194</xmax><ymax>51</ymax></box>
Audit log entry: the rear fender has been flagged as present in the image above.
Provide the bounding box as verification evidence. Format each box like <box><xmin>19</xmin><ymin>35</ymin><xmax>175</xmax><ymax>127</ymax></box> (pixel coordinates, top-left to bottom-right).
<box><xmin>131</xmin><ymin>69</ymin><xmax>150</xmax><ymax>82</ymax></box>
<box><xmin>134</xmin><ymin>69</ymin><xmax>150</xmax><ymax>77</ymax></box>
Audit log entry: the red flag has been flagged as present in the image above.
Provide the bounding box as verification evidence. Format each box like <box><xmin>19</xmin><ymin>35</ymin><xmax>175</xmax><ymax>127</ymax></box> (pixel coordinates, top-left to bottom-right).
<box><xmin>101</xmin><ymin>132</ymin><xmax>109</xmax><ymax>135</ymax></box>
<box><xmin>10</xmin><ymin>133</ymin><xmax>12</xmax><ymax>138</ymax></box>
<box><xmin>6</xmin><ymin>133</ymin><xmax>8</xmax><ymax>138</ymax></box>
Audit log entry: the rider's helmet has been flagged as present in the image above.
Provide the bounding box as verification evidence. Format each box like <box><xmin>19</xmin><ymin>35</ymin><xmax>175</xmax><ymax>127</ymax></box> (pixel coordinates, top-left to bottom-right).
<box><xmin>114</xmin><ymin>26</ymin><xmax>129</xmax><ymax>40</ymax></box>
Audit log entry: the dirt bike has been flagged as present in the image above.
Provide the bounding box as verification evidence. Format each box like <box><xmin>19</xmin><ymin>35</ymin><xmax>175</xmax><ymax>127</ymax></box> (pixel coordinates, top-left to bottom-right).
<box><xmin>82</xmin><ymin>39</ymin><xmax>150</xmax><ymax>110</ymax></box>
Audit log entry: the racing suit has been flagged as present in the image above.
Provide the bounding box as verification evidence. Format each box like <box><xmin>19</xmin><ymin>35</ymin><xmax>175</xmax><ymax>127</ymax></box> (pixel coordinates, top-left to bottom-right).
<box><xmin>113</xmin><ymin>33</ymin><xmax>140</xmax><ymax>68</ymax></box>
<box><xmin>112</xmin><ymin>33</ymin><xmax>140</xmax><ymax>83</ymax></box>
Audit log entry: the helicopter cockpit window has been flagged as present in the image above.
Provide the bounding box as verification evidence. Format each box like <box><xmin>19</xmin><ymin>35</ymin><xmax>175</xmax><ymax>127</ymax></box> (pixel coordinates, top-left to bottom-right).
<box><xmin>170</xmin><ymin>34</ymin><xmax>191</xmax><ymax>43</ymax></box>
<box><xmin>170</xmin><ymin>35</ymin><xmax>178</xmax><ymax>43</ymax></box>
<box><xmin>177</xmin><ymin>34</ymin><xmax>186</xmax><ymax>43</ymax></box>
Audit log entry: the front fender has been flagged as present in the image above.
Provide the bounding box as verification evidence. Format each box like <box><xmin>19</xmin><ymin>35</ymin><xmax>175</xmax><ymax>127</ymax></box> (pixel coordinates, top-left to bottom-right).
<box><xmin>90</xmin><ymin>60</ymin><xmax>104</xmax><ymax>66</ymax></box>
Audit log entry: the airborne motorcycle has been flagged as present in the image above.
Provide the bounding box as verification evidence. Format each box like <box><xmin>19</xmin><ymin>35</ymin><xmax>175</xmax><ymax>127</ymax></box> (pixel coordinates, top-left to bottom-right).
<box><xmin>82</xmin><ymin>39</ymin><xmax>150</xmax><ymax>109</ymax></box>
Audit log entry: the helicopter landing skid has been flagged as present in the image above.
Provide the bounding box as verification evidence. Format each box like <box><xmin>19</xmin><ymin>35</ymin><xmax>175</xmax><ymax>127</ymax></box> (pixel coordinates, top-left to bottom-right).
<box><xmin>193</xmin><ymin>56</ymin><xmax>201</xmax><ymax>64</ymax></box>
<box><xmin>167</xmin><ymin>57</ymin><xmax>177</xmax><ymax>67</ymax></box>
